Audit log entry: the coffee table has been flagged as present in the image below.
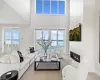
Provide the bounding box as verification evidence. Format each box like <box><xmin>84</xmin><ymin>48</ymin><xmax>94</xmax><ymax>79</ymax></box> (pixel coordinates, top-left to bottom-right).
<box><xmin>34</xmin><ymin>55</ymin><xmax>60</xmax><ymax>71</ymax></box>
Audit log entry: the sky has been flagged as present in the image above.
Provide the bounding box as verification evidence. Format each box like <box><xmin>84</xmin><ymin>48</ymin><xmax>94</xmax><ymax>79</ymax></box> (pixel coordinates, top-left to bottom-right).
<box><xmin>5</xmin><ymin>30</ymin><xmax>19</xmax><ymax>44</ymax></box>
<box><xmin>36</xmin><ymin>0</ymin><xmax>65</xmax><ymax>14</ymax></box>
<box><xmin>36</xmin><ymin>30</ymin><xmax>64</xmax><ymax>47</ymax></box>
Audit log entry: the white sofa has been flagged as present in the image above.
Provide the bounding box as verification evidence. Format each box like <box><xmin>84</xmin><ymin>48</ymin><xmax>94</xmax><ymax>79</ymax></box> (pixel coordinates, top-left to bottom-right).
<box><xmin>0</xmin><ymin>50</ymin><xmax>38</xmax><ymax>79</ymax></box>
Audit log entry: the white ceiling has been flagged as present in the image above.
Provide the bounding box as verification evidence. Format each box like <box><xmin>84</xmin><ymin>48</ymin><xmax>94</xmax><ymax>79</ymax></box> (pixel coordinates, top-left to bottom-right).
<box><xmin>4</xmin><ymin>0</ymin><xmax>30</xmax><ymax>22</ymax></box>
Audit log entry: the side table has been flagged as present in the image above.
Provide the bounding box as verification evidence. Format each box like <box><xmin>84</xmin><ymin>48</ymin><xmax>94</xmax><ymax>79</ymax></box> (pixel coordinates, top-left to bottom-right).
<box><xmin>0</xmin><ymin>70</ymin><xmax>18</xmax><ymax>80</ymax></box>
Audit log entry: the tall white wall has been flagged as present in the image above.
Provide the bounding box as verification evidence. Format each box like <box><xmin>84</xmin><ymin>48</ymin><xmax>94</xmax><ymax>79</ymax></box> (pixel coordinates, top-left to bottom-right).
<box><xmin>95</xmin><ymin>0</ymin><xmax>100</xmax><ymax>76</ymax></box>
<box><xmin>70</xmin><ymin>0</ymin><xmax>96</xmax><ymax>80</ymax></box>
<box><xmin>70</xmin><ymin>0</ymin><xmax>83</xmax><ymax>55</ymax></box>
<box><xmin>77</xmin><ymin>0</ymin><xmax>96</xmax><ymax>79</ymax></box>
<box><xmin>20</xmin><ymin>27</ymin><xmax>34</xmax><ymax>49</ymax></box>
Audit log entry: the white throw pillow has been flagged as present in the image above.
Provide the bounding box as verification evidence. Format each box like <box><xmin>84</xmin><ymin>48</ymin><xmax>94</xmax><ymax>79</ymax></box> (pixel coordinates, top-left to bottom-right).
<box><xmin>0</xmin><ymin>55</ymin><xmax>10</xmax><ymax>63</ymax></box>
<box><xmin>9</xmin><ymin>55</ymin><xmax>20</xmax><ymax>63</ymax></box>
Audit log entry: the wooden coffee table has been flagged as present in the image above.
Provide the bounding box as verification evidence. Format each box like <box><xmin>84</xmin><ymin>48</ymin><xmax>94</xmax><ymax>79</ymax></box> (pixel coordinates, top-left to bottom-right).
<box><xmin>34</xmin><ymin>55</ymin><xmax>60</xmax><ymax>71</ymax></box>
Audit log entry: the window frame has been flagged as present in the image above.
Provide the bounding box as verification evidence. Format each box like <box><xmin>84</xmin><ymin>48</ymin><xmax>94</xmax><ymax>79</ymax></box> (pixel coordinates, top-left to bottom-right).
<box><xmin>35</xmin><ymin>29</ymin><xmax>65</xmax><ymax>51</ymax></box>
<box><xmin>35</xmin><ymin>0</ymin><xmax>66</xmax><ymax>15</ymax></box>
<box><xmin>3</xmin><ymin>27</ymin><xmax>20</xmax><ymax>53</ymax></box>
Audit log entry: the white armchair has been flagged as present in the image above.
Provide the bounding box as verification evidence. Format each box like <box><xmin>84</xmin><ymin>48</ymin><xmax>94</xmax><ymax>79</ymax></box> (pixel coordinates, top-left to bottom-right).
<box><xmin>62</xmin><ymin>65</ymin><xmax>77</xmax><ymax>80</ymax></box>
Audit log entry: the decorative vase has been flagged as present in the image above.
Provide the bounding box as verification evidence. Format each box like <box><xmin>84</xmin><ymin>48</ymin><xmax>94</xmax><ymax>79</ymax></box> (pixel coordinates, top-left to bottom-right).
<box><xmin>44</xmin><ymin>49</ymin><xmax>47</xmax><ymax>59</ymax></box>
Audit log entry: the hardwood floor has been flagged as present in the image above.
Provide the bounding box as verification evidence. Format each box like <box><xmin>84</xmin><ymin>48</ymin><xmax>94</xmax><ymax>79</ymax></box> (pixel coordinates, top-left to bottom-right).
<box><xmin>20</xmin><ymin>58</ymin><xmax>100</xmax><ymax>80</ymax></box>
<box><xmin>87</xmin><ymin>73</ymin><xmax>100</xmax><ymax>80</ymax></box>
<box><xmin>20</xmin><ymin>58</ymin><xmax>67</xmax><ymax>80</ymax></box>
<box><xmin>20</xmin><ymin>64</ymin><xmax>61</xmax><ymax>80</ymax></box>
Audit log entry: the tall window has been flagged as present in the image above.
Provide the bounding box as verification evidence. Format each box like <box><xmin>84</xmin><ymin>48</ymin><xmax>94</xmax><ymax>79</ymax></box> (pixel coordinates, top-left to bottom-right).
<box><xmin>4</xmin><ymin>28</ymin><xmax>20</xmax><ymax>53</ymax></box>
<box><xmin>36</xmin><ymin>0</ymin><xmax>65</xmax><ymax>14</ymax></box>
<box><xmin>35</xmin><ymin>29</ymin><xmax>65</xmax><ymax>51</ymax></box>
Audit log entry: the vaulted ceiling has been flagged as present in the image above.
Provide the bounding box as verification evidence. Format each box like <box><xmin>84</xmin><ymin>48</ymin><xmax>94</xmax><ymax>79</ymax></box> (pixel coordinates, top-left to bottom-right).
<box><xmin>4</xmin><ymin>0</ymin><xmax>30</xmax><ymax>22</ymax></box>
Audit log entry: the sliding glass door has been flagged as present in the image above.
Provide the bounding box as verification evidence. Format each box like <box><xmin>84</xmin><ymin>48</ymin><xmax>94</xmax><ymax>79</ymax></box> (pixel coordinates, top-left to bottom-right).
<box><xmin>4</xmin><ymin>28</ymin><xmax>20</xmax><ymax>53</ymax></box>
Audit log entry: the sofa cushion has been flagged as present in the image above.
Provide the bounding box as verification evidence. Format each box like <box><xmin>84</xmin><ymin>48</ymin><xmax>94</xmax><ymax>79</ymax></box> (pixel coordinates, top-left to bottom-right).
<box><xmin>25</xmin><ymin>54</ymin><xmax>36</xmax><ymax>60</ymax></box>
<box><xmin>17</xmin><ymin>51</ymin><xmax>24</xmax><ymax>63</ymax></box>
<box><xmin>0</xmin><ymin>55</ymin><xmax>10</xmax><ymax>63</ymax></box>
<box><xmin>22</xmin><ymin>50</ymin><xmax>29</xmax><ymax>57</ymax></box>
<box><xmin>9</xmin><ymin>55</ymin><xmax>20</xmax><ymax>63</ymax></box>
<box><xmin>11</xmin><ymin>51</ymin><xmax>20</xmax><ymax>63</ymax></box>
<box><xmin>20</xmin><ymin>58</ymin><xmax>30</xmax><ymax>70</ymax></box>
<box><xmin>19</xmin><ymin>49</ymin><xmax>29</xmax><ymax>57</ymax></box>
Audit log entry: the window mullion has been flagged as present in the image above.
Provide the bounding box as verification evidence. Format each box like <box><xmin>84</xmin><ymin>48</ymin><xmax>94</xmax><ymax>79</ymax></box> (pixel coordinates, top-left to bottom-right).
<box><xmin>50</xmin><ymin>0</ymin><xmax>51</xmax><ymax>15</ymax></box>
<box><xmin>57</xmin><ymin>0</ymin><xmax>59</xmax><ymax>14</ymax></box>
<box><xmin>57</xmin><ymin>30</ymin><xmax>58</xmax><ymax>47</ymax></box>
<box><xmin>42</xmin><ymin>0</ymin><xmax>44</xmax><ymax>14</ymax></box>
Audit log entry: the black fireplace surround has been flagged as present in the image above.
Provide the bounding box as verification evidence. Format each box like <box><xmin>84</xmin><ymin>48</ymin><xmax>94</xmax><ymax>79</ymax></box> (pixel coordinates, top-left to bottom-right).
<box><xmin>70</xmin><ymin>51</ymin><xmax>80</xmax><ymax>63</ymax></box>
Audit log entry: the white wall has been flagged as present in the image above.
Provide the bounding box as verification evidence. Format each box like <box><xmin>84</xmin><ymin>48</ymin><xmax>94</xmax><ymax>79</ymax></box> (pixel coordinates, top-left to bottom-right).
<box><xmin>95</xmin><ymin>0</ymin><xmax>100</xmax><ymax>76</ymax></box>
<box><xmin>70</xmin><ymin>0</ymin><xmax>83</xmax><ymax>56</ymax></box>
<box><xmin>77</xmin><ymin>0</ymin><xmax>96</xmax><ymax>79</ymax></box>
<box><xmin>20</xmin><ymin>27</ymin><xmax>34</xmax><ymax>49</ymax></box>
<box><xmin>70</xmin><ymin>0</ymin><xmax>96</xmax><ymax>80</ymax></box>
<box><xmin>31</xmin><ymin>0</ymin><xmax>68</xmax><ymax>28</ymax></box>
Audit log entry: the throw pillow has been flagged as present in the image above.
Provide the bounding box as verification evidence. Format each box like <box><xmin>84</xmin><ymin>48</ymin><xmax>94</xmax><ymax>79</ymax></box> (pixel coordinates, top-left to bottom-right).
<box><xmin>29</xmin><ymin>47</ymin><xmax>35</xmax><ymax>53</ymax></box>
<box><xmin>17</xmin><ymin>51</ymin><xmax>24</xmax><ymax>63</ymax></box>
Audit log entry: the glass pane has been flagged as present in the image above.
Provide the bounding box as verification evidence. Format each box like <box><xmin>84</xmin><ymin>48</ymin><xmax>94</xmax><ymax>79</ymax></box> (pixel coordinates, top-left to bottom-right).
<box><xmin>36</xmin><ymin>0</ymin><xmax>42</xmax><ymax>14</ymax></box>
<box><xmin>43</xmin><ymin>30</ymin><xmax>49</xmax><ymax>40</ymax></box>
<box><xmin>12</xmin><ymin>29</ymin><xmax>19</xmax><ymax>39</ymax></box>
<box><xmin>36</xmin><ymin>43</ymin><xmax>43</xmax><ymax>49</ymax></box>
<box><xmin>5</xmin><ymin>40</ymin><xmax>11</xmax><ymax>53</ymax></box>
<box><xmin>51</xmin><ymin>41</ymin><xmax>57</xmax><ymax>49</ymax></box>
<box><xmin>51</xmin><ymin>1</ymin><xmax>57</xmax><ymax>14</ymax></box>
<box><xmin>51</xmin><ymin>30</ymin><xmax>57</xmax><ymax>40</ymax></box>
<box><xmin>12</xmin><ymin>40</ymin><xmax>19</xmax><ymax>51</ymax></box>
<box><xmin>36</xmin><ymin>30</ymin><xmax>42</xmax><ymax>40</ymax></box>
<box><xmin>58</xmin><ymin>40</ymin><xmax>64</xmax><ymax>47</ymax></box>
<box><xmin>5</xmin><ymin>29</ymin><xmax>11</xmax><ymax>40</ymax></box>
<box><xmin>36</xmin><ymin>30</ymin><xmax>42</xmax><ymax>51</ymax></box>
<box><xmin>44</xmin><ymin>1</ymin><xmax>50</xmax><ymax>14</ymax></box>
<box><xmin>59</xmin><ymin>1</ymin><xmax>65</xmax><ymax>14</ymax></box>
<box><xmin>58</xmin><ymin>30</ymin><xmax>64</xmax><ymax>40</ymax></box>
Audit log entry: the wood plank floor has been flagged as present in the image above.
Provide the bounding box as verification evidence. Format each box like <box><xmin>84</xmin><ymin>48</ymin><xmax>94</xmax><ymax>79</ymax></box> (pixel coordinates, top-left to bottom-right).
<box><xmin>20</xmin><ymin>58</ymin><xmax>100</xmax><ymax>80</ymax></box>
<box><xmin>20</xmin><ymin>64</ymin><xmax>61</xmax><ymax>80</ymax></box>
